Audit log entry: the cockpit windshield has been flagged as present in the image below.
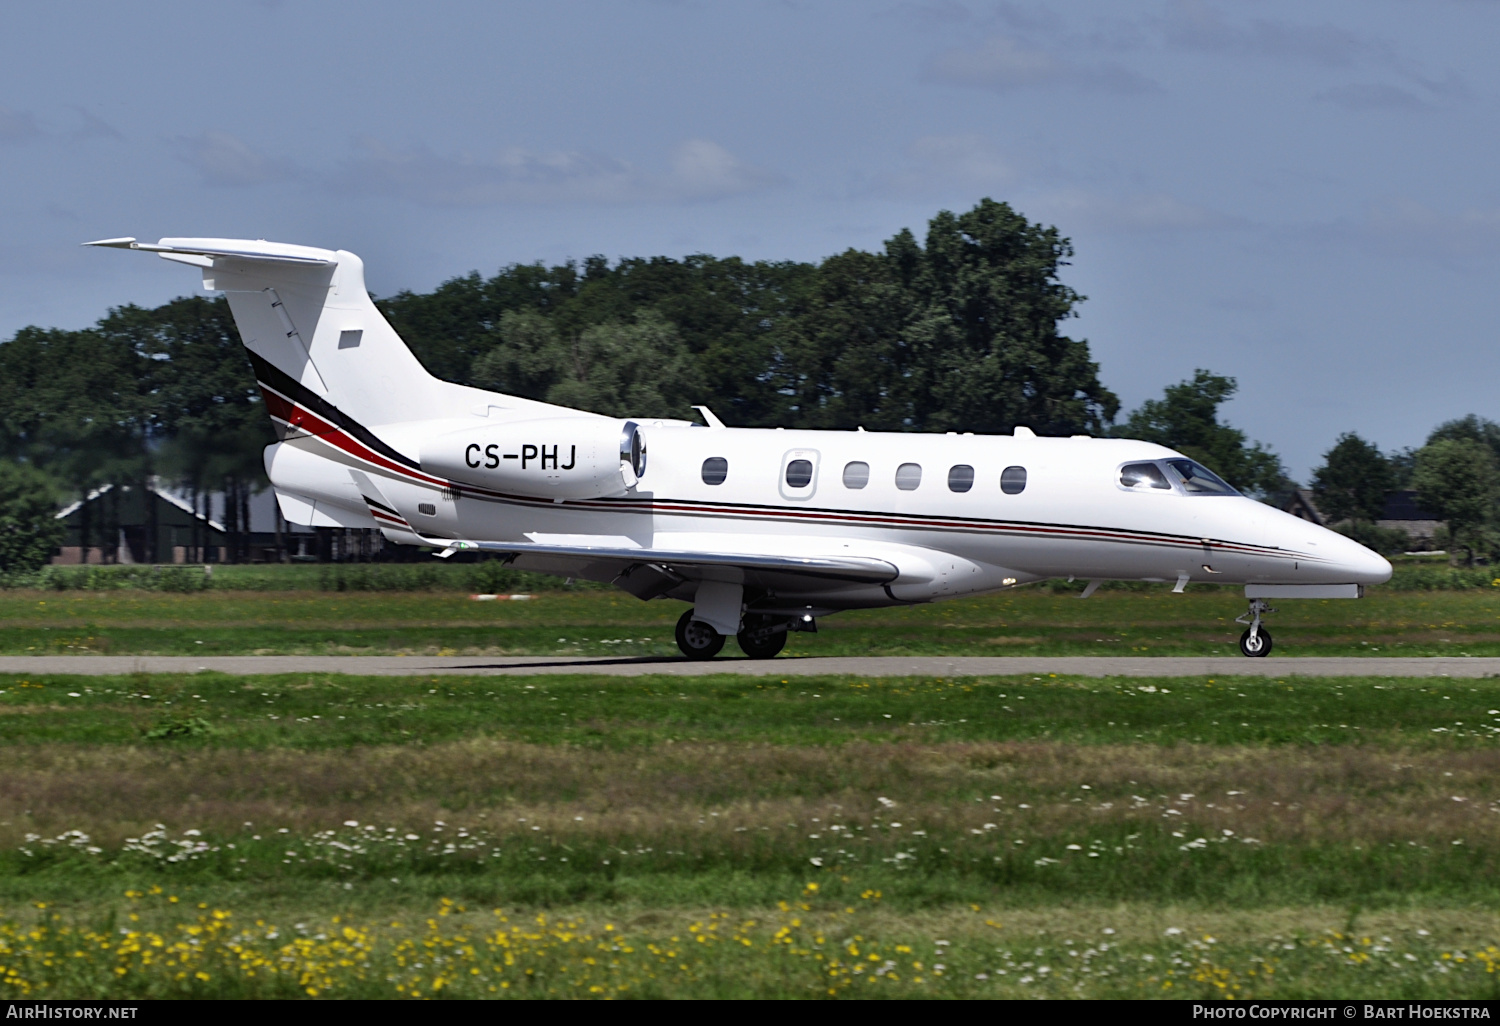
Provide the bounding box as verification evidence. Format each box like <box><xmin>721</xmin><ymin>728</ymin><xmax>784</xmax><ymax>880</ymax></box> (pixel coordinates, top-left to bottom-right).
<box><xmin>1166</xmin><ymin>459</ymin><xmax>1238</xmax><ymax>495</ymax></box>
<box><xmin>1119</xmin><ymin>462</ymin><xmax>1172</xmax><ymax>490</ymax></box>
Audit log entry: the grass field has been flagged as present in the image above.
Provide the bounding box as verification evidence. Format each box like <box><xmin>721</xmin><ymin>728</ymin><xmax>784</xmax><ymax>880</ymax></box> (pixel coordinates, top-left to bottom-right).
<box><xmin>0</xmin><ymin>667</ymin><xmax>1496</xmax><ymax>998</ymax></box>
<box><xmin>5</xmin><ymin>583</ymin><xmax>1500</xmax><ymax>658</ymax></box>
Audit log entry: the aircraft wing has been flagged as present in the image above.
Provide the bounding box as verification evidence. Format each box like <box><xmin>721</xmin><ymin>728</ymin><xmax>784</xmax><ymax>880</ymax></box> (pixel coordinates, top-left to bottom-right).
<box><xmin>419</xmin><ymin>536</ymin><xmax>900</xmax><ymax>598</ymax></box>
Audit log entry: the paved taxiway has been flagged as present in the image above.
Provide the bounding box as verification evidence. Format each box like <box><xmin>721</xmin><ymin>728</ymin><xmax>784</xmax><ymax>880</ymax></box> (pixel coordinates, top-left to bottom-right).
<box><xmin>1</xmin><ymin>655</ymin><xmax>1498</xmax><ymax>677</ymax></box>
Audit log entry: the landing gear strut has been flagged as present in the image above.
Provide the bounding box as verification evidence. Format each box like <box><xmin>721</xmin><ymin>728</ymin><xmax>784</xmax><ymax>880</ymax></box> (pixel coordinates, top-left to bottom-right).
<box><xmin>1235</xmin><ymin>598</ymin><xmax>1274</xmax><ymax>658</ymax></box>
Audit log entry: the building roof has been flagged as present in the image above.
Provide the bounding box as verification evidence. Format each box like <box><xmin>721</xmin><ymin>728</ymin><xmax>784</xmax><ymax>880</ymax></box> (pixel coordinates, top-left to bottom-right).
<box><xmin>54</xmin><ymin>482</ymin><xmax>226</xmax><ymax>532</ymax></box>
<box><xmin>1382</xmin><ymin>489</ymin><xmax>1439</xmax><ymax>522</ymax></box>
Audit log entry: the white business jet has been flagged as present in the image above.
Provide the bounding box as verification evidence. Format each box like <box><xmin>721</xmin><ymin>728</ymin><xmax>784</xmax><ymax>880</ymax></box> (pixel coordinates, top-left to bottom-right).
<box><xmin>88</xmin><ymin>237</ymin><xmax>1391</xmax><ymax>659</ymax></box>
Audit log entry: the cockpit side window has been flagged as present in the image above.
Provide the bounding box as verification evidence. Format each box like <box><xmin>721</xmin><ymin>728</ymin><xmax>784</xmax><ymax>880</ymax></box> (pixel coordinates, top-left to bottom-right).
<box><xmin>1119</xmin><ymin>462</ymin><xmax>1172</xmax><ymax>490</ymax></box>
<box><xmin>1166</xmin><ymin>459</ymin><xmax>1238</xmax><ymax>495</ymax></box>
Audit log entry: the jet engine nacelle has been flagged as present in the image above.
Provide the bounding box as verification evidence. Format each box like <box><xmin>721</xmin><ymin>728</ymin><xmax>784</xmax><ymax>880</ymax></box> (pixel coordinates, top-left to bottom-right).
<box><xmin>421</xmin><ymin>417</ymin><xmax>646</xmax><ymax>499</ymax></box>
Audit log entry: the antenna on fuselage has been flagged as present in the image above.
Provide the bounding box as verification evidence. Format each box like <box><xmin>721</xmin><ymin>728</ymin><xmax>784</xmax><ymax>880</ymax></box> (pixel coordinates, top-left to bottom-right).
<box><xmin>693</xmin><ymin>406</ymin><xmax>726</xmax><ymax>429</ymax></box>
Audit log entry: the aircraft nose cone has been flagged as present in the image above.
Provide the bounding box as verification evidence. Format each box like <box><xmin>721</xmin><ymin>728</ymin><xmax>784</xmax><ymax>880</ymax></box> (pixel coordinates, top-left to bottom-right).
<box><xmin>1331</xmin><ymin>532</ymin><xmax>1393</xmax><ymax>585</ymax></box>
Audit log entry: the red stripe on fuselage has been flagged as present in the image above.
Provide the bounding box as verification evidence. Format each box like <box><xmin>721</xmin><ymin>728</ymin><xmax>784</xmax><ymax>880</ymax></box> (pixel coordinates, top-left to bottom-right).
<box><xmin>260</xmin><ymin>386</ymin><xmax>1307</xmax><ymax>564</ymax></box>
<box><xmin>261</xmin><ymin>386</ymin><xmax>450</xmax><ymax>488</ymax></box>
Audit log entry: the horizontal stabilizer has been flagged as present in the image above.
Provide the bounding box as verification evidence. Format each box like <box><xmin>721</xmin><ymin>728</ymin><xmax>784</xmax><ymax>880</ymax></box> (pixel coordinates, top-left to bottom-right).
<box><xmin>83</xmin><ymin>237</ymin><xmax>336</xmax><ymax>266</ymax></box>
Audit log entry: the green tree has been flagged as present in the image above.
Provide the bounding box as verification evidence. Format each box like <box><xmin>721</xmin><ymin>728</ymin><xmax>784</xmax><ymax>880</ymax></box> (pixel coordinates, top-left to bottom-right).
<box><xmin>776</xmin><ymin>247</ymin><xmax>912</xmax><ymax>431</ymax></box>
<box><xmin>473</xmin><ymin>310</ymin><xmax>704</xmax><ymax>420</ymax></box>
<box><xmin>781</xmin><ymin>199</ymin><xmax>1117</xmax><ymax>434</ymax></box>
<box><xmin>0</xmin><ymin>325</ymin><xmax>152</xmax><ymax>561</ymax></box>
<box><xmin>382</xmin><ymin>199</ymin><xmax>1115</xmax><ymax>433</ymax></box>
<box><xmin>1311</xmin><ymin>432</ymin><xmax>1392</xmax><ymax>523</ymax></box>
<box><xmin>1115</xmin><ymin>369</ymin><xmax>1288</xmax><ymax>497</ymax></box>
<box><xmin>1426</xmin><ymin>415</ymin><xmax>1500</xmax><ymax>464</ymax></box>
<box><xmin>382</xmin><ymin>253</ymin><xmax>814</xmax><ymax>426</ymax></box>
<box><xmin>1411</xmin><ymin>438</ymin><xmax>1499</xmax><ymax>565</ymax></box>
<box><xmin>0</xmin><ymin>460</ymin><xmax>65</xmax><ymax>573</ymax></box>
<box><xmin>902</xmin><ymin>200</ymin><xmax>1117</xmax><ymax>434</ymax></box>
<box><xmin>469</xmin><ymin>310</ymin><xmax>567</xmax><ymax>402</ymax></box>
<box><xmin>96</xmin><ymin>296</ymin><xmax>272</xmax><ymax>562</ymax></box>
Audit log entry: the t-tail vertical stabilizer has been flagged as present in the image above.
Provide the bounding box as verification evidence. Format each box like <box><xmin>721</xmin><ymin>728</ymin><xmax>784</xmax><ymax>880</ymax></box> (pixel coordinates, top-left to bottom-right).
<box><xmin>85</xmin><ymin>236</ymin><xmax>584</xmax><ymax>530</ymax></box>
<box><xmin>84</xmin><ymin>237</ymin><xmax>465</xmax><ymax>429</ymax></box>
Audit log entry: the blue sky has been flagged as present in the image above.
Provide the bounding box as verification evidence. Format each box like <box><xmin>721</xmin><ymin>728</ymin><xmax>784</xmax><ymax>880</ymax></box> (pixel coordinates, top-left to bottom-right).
<box><xmin>1</xmin><ymin>0</ymin><xmax>1496</xmax><ymax>479</ymax></box>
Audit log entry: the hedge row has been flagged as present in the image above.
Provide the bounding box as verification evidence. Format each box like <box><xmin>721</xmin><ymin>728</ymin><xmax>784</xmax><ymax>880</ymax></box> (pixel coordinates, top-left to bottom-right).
<box><xmin>0</xmin><ymin>561</ymin><xmax>602</xmax><ymax>593</ymax></box>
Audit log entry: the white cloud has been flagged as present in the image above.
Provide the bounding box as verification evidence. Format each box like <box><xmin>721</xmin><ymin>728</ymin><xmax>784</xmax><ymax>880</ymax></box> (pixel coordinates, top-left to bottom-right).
<box><xmin>174</xmin><ymin>132</ymin><xmax>297</xmax><ymax>187</ymax></box>
<box><xmin>925</xmin><ymin>35</ymin><xmax>1157</xmax><ymax>94</ymax></box>
<box><xmin>340</xmin><ymin>139</ymin><xmax>641</xmax><ymax>205</ymax></box>
<box><xmin>1321</xmin><ymin>198</ymin><xmax>1500</xmax><ymax>263</ymax></box>
<box><xmin>1030</xmin><ymin>189</ymin><xmax>1238</xmax><ymax>233</ymax></box>
<box><xmin>1160</xmin><ymin>1</ymin><xmax>1469</xmax><ymax>110</ymax></box>
<box><xmin>337</xmin><ymin>137</ymin><xmax>782</xmax><ymax>207</ymax></box>
<box><xmin>0</xmin><ymin>106</ymin><xmax>42</xmax><ymax>143</ymax></box>
<box><xmin>667</xmin><ymin>139</ymin><xmax>784</xmax><ymax>200</ymax></box>
<box><xmin>70</xmin><ymin>107</ymin><xmax>123</xmax><ymax>141</ymax></box>
<box><xmin>865</xmin><ymin>136</ymin><xmax>1229</xmax><ymax>238</ymax></box>
<box><xmin>872</xmin><ymin>134</ymin><xmax>1022</xmax><ymax>195</ymax></box>
<box><xmin>1316</xmin><ymin>70</ymin><xmax>1469</xmax><ymax>113</ymax></box>
<box><xmin>1160</xmin><ymin>0</ymin><xmax>1373</xmax><ymax>67</ymax></box>
<box><xmin>877</xmin><ymin>1</ymin><xmax>976</xmax><ymax>29</ymax></box>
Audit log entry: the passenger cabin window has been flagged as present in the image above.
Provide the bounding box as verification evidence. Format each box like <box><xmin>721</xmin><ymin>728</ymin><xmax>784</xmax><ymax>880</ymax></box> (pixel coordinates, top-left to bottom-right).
<box><xmin>842</xmin><ymin>461</ymin><xmax>870</xmax><ymax>489</ymax></box>
<box><xmin>948</xmin><ymin>464</ymin><xmax>974</xmax><ymax>492</ymax></box>
<box><xmin>1167</xmin><ymin>459</ymin><xmax>1238</xmax><ymax>495</ymax></box>
<box><xmin>701</xmin><ymin>457</ymin><xmax>728</xmax><ymax>485</ymax></box>
<box><xmin>785</xmin><ymin>459</ymin><xmax>814</xmax><ymax>489</ymax></box>
<box><xmin>1001</xmin><ymin>466</ymin><xmax>1027</xmax><ymax>495</ymax></box>
<box><xmin>895</xmin><ymin>463</ymin><xmax>922</xmax><ymax>491</ymax></box>
<box><xmin>1119</xmin><ymin>462</ymin><xmax>1171</xmax><ymax>490</ymax></box>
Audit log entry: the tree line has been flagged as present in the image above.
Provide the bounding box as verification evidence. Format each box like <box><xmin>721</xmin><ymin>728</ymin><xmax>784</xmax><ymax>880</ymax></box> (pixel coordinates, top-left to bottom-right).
<box><xmin>0</xmin><ymin>196</ymin><xmax>1487</xmax><ymax>570</ymax></box>
<box><xmin>1310</xmin><ymin>416</ymin><xmax>1500</xmax><ymax>564</ymax></box>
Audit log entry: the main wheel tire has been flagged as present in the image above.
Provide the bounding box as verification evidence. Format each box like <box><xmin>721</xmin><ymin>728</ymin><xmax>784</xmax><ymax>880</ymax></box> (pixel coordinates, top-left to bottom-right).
<box><xmin>675</xmin><ymin>608</ymin><xmax>725</xmax><ymax>660</ymax></box>
<box><xmin>737</xmin><ymin>624</ymin><xmax>787</xmax><ymax>660</ymax></box>
<box><xmin>1238</xmin><ymin>626</ymin><xmax>1273</xmax><ymax>658</ymax></box>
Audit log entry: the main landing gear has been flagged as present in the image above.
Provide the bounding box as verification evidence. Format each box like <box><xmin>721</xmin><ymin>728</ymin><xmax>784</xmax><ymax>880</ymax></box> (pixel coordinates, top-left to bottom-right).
<box><xmin>1235</xmin><ymin>598</ymin><xmax>1275</xmax><ymax>658</ymax></box>
<box><xmin>673</xmin><ymin>609</ymin><xmax>800</xmax><ymax>660</ymax></box>
<box><xmin>675</xmin><ymin>609</ymin><xmax>725</xmax><ymax>660</ymax></box>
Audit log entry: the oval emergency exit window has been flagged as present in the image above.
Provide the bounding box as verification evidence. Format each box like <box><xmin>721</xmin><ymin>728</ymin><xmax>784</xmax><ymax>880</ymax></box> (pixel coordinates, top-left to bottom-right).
<box><xmin>701</xmin><ymin>457</ymin><xmax>728</xmax><ymax>485</ymax></box>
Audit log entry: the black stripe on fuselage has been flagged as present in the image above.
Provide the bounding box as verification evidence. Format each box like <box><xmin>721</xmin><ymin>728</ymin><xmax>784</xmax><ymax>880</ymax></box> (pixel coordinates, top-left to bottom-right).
<box><xmin>247</xmin><ymin>350</ymin><xmax>421</xmax><ymax>470</ymax></box>
<box><xmin>268</xmin><ymin>389</ymin><xmax>1308</xmax><ymax>564</ymax></box>
<box><xmin>361</xmin><ymin>493</ymin><xmax>399</xmax><ymax>516</ymax></box>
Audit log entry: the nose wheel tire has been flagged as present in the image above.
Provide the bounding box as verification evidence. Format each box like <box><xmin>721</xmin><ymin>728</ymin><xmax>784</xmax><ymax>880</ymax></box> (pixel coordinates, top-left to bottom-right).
<box><xmin>675</xmin><ymin>608</ymin><xmax>725</xmax><ymax>660</ymax></box>
<box><xmin>737</xmin><ymin>626</ymin><xmax>787</xmax><ymax>660</ymax></box>
<box><xmin>1238</xmin><ymin>627</ymin><xmax>1273</xmax><ymax>658</ymax></box>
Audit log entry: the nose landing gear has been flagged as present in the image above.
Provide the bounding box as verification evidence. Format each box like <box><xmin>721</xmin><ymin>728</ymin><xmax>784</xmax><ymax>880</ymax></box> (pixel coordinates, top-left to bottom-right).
<box><xmin>1235</xmin><ymin>598</ymin><xmax>1275</xmax><ymax>657</ymax></box>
